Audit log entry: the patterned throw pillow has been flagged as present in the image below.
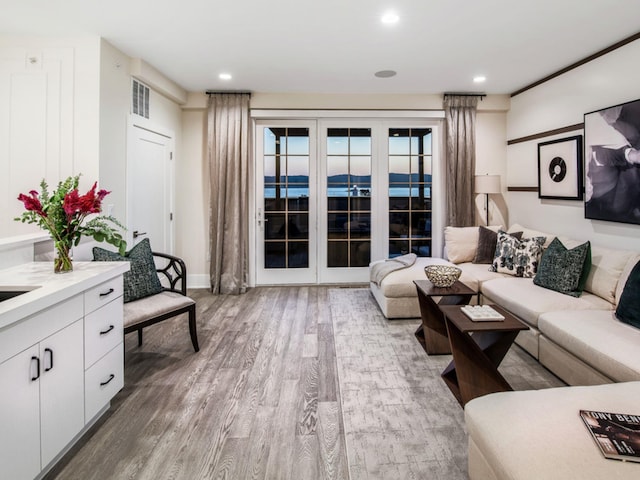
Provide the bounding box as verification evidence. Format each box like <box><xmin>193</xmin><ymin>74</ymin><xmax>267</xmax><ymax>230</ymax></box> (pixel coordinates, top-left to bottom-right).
<box><xmin>93</xmin><ymin>238</ymin><xmax>162</xmax><ymax>303</ymax></box>
<box><xmin>473</xmin><ymin>227</ymin><xmax>523</xmax><ymax>264</ymax></box>
<box><xmin>490</xmin><ymin>231</ymin><xmax>546</xmax><ymax>278</ymax></box>
<box><xmin>533</xmin><ymin>238</ymin><xmax>591</xmax><ymax>297</ymax></box>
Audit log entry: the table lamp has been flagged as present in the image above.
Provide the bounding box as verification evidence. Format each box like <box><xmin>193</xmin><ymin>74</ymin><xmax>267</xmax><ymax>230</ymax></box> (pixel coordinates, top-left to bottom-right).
<box><xmin>474</xmin><ymin>174</ymin><xmax>501</xmax><ymax>226</ymax></box>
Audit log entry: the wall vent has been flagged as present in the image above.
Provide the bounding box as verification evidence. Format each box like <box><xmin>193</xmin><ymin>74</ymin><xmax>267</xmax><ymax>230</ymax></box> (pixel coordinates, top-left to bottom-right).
<box><xmin>132</xmin><ymin>79</ymin><xmax>150</xmax><ymax>119</ymax></box>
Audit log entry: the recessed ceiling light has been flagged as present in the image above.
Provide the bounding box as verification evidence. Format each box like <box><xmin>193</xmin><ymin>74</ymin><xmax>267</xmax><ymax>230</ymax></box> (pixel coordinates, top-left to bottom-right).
<box><xmin>381</xmin><ymin>11</ymin><xmax>399</xmax><ymax>24</ymax></box>
<box><xmin>473</xmin><ymin>76</ymin><xmax>486</xmax><ymax>83</ymax></box>
<box><xmin>219</xmin><ymin>73</ymin><xmax>232</xmax><ymax>81</ymax></box>
<box><xmin>375</xmin><ymin>70</ymin><xmax>397</xmax><ymax>78</ymax></box>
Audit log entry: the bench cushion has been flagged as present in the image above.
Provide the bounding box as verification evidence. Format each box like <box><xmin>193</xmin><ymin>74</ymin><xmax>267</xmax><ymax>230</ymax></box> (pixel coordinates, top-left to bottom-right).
<box><xmin>124</xmin><ymin>291</ymin><xmax>195</xmax><ymax>327</ymax></box>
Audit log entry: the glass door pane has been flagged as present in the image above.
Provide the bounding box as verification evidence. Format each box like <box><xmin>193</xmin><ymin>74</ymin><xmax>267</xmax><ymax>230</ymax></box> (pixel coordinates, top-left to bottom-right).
<box><xmin>326</xmin><ymin>128</ymin><xmax>372</xmax><ymax>268</ymax></box>
<box><xmin>388</xmin><ymin>128</ymin><xmax>432</xmax><ymax>257</ymax></box>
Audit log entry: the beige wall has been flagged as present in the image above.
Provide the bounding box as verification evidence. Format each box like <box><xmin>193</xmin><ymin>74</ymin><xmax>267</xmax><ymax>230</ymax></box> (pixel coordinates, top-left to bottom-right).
<box><xmin>177</xmin><ymin>93</ymin><xmax>509</xmax><ymax>284</ymax></box>
<box><xmin>178</xmin><ymin>108</ymin><xmax>209</xmax><ymax>287</ymax></box>
<box><xmin>507</xmin><ymin>40</ymin><xmax>640</xmax><ymax>250</ymax></box>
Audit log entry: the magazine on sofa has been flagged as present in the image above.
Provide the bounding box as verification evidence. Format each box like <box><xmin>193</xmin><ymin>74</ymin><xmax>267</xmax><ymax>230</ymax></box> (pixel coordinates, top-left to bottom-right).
<box><xmin>580</xmin><ymin>410</ymin><xmax>640</xmax><ymax>463</ymax></box>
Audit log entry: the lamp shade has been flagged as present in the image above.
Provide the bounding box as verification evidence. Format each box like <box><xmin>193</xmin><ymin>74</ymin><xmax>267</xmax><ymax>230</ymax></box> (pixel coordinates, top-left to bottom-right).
<box><xmin>474</xmin><ymin>174</ymin><xmax>501</xmax><ymax>194</ymax></box>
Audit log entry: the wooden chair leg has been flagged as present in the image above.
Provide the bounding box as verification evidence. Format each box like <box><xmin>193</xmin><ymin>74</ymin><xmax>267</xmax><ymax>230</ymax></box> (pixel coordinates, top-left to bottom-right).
<box><xmin>188</xmin><ymin>305</ymin><xmax>199</xmax><ymax>352</ymax></box>
<box><xmin>137</xmin><ymin>329</ymin><xmax>143</xmax><ymax>347</ymax></box>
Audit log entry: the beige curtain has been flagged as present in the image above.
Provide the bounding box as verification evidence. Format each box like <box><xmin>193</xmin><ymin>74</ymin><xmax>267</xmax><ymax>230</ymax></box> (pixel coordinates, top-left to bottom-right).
<box><xmin>207</xmin><ymin>93</ymin><xmax>251</xmax><ymax>294</ymax></box>
<box><xmin>443</xmin><ymin>95</ymin><xmax>479</xmax><ymax>227</ymax></box>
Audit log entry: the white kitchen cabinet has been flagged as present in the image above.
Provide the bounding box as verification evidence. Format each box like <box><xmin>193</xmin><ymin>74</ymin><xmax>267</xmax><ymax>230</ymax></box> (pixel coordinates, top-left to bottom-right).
<box><xmin>0</xmin><ymin>317</ymin><xmax>84</xmax><ymax>479</ymax></box>
<box><xmin>0</xmin><ymin>345</ymin><xmax>41</xmax><ymax>480</ymax></box>
<box><xmin>39</xmin><ymin>318</ymin><xmax>85</xmax><ymax>468</ymax></box>
<box><xmin>0</xmin><ymin>262</ymin><xmax>129</xmax><ymax>480</ymax></box>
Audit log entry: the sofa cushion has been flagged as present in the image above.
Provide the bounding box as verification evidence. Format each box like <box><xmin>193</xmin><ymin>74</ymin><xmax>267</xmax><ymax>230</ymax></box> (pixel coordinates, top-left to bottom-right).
<box><xmin>538</xmin><ymin>310</ymin><xmax>640</xmax><ymax>382</ymax></box>
<box><xmin>473</xmin><ymin>227</ymin><xmax>522</xmax><ymax>264</ymax></box>
<box><xmin>491</xmin><ymin>232</ymin><xmax>546</xmax><ymax>278</ymax></box>
<box><xmin>445</xmin><ymin>225</ymin><xmax>502</xmax><ymax>264</ymax></box>
<box><xmin>482</xmin><ymin>277</ymin><xmax>612</xmax><ymax>327</ymax></box>
<box><xmin>534</xmin><ymin>238</ymin><xmax>591</xmax><ymax>297</ymax></box>
<box><xmin>465</xmin><ymin>382</ymin><xmax>640</xmax><ymax>480</ymax></box>
<box><xmin>93</xmin><ymin>238</ymin><xmax>162</xmax><ymax>303</ymax></box>
<box><xmin>458</xmin><ymin>262</ymin><xmax>508</xmax><ymax>286</ymax></box>
<box><xmin>373</xmin><ymin>257</ymin><xmax>479</xmax><ymax>298</ymax></box>
<box><xmin>616</xmin><ymin>260</ymin><xmax>640</xmax><ymax>329</ymax></box>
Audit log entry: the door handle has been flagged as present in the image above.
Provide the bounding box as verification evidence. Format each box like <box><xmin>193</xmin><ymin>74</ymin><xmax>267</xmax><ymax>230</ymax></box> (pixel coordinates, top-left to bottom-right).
<box><xmin>31</xmin><ymin>356</ymin><xmax>40</xmax><ymax>381</ymax></box>
<box><xmin>133</xmin><ymin>230</ymin><xmax>147</xmax><ymax>239</ymax></box>
<box><xmin>44</xmin><ymin>348</ymin><xmax>54</xmax><ymax>372</ymax></box>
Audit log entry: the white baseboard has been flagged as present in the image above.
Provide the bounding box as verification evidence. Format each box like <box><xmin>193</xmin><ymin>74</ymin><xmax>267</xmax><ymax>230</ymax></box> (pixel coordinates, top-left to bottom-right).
<box><xmin>188</xmin><ymin>274</ymin><xmax>210</xmax><ymax>289</ymax></box>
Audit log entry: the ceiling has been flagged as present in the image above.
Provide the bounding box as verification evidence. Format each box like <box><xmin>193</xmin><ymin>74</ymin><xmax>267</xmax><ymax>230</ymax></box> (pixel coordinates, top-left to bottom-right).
<box><xmin>2</xmin><ymin>0</ymin><xmax>640</xmax><ymax>95</ymax></box>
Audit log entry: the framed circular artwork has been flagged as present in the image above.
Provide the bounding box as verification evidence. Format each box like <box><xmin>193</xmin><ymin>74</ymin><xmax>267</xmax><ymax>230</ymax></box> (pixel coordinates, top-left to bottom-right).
<box><xmin>537</xmin><ymin>135</ymin><xmax>583</xmax><ymax>200</ymax></box>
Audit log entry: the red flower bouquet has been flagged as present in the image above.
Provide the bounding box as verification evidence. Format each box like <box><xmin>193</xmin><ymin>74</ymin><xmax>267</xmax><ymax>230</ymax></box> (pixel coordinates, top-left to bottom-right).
<box><xmin>15</xmin><ymin>175</ymin><xmax>127</xmax><ymax>273</ymax></box>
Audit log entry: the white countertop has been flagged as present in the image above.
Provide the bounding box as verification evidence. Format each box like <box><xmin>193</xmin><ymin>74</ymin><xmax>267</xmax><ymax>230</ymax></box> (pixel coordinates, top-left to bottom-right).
<box><xmin>0</xmin><ymin>261</ymin><xmax>130</xmax><ymax>330</ymax></box>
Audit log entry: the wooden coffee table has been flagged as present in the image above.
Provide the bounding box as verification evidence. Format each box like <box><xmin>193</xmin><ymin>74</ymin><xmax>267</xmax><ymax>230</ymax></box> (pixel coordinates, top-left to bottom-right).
<box><xmin>439</xmin><ymin>304</ymin><xmax>529</xmax><ymax>407</ymax></box>
<box><xmin>413</xmin><ymin>280</ymin><xmax>476</xmax><ymax>355</ymax></box>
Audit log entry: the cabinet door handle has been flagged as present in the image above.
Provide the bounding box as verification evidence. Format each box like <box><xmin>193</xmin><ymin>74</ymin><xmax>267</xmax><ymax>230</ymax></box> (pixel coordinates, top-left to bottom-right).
<box><xmin>99</xmin><ymin>288</ymin><xmax>115</xmax><ymax>297</ymax></box>
<box><xmin>99</xmin><ymin>325</ymin><xmax>115</xmax><ymax>335</ymax></box>
<box><xmin>100</xmin><ymin>374</ymin><xmax>115</xmax><ymax>386</ymax></box>
<box><xmin>31</xmin><ymin>356</ymin><xmax>40</xmax><ymax>381</ymax></box>
<box><xmin>44</xmin><ymin>348</ymin><xmax>54</xmax><ymax>372</ymax></box>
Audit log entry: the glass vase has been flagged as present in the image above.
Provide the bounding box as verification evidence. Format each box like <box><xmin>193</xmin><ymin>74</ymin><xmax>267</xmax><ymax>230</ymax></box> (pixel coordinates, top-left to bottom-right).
<box><xmin>54</xmin><ymin>240</ymin><xmax>73</xmax><ymax>273</ymax></box>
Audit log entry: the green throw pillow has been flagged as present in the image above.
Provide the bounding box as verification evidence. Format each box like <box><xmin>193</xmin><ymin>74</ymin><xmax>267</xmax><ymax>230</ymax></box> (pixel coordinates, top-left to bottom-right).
<box><xmin>616</xmin><ymin>260</ymin><xmax>640</xmax><ymax>329</ymax></box>
<box><xmin>533</xmin><ymin>238</ymin><xmax>591</xmax><ymax>297</ymax></box>
<box><xmin>93</xmin><ymin>238</ymin><xmax>162</xmax><ymax>303</ymax></box>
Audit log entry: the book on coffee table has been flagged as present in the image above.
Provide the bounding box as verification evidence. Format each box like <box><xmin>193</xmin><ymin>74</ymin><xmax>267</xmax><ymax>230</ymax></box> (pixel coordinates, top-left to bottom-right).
<box><xmin>460</xmin><ymin>305</ymin><xmax>504</xmax><ymax>321</ymax></box>
<box><xmin>580</xmin><ymin>410</ymin><xmax>640</xmax><ymax>463</ymax></box>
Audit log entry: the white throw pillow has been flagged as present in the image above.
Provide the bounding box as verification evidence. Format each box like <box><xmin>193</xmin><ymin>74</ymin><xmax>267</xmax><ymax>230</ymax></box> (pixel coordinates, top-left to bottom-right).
<box><xmin>445</xmin><ymin>225</ymin><xmax>502</xmax><ymax>264</ymax></box>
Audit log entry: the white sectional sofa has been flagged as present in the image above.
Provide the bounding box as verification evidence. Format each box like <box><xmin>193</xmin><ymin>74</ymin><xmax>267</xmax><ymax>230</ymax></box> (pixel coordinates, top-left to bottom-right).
<box><xmin>370</xmin><ymin>223</ymin><xmax>640</xmax><ymax>387</ymax></box>
<box><xmin>370</xmin><ymin>224</ymin><xmax>640</xmax><ymax>479</ymax></box>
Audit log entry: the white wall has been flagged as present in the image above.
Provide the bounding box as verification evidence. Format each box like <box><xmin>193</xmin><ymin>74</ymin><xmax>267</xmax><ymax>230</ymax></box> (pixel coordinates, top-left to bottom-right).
<box><xmin>0</xmin><ymin>36</ymin><xmax>185</xmax><ymax>265</ymax></box>
<box><xmin>99</xmin><ymin>39</ymin><xmax>131</xmax><ymax>225</ymax></box>
<box><xmin>178</xmin><ymin>93</ymin><xmax>509</xmax><ymax>282</ymax></box>
<box><xmin>0</xmin><ymin>36</ymin><xmax>101</xmax><ymax>239</ymax></box>
<box><xmin>507</xmin><ymin>40</ymin><xmax>640</xmax><ymax>250</ymax></box>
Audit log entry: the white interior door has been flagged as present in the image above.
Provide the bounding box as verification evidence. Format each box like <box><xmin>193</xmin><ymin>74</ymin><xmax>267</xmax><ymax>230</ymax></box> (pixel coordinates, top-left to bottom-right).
<box><xmin>127</xmin><ymin>121</ymin><xmax>174</xmax><ymax>253</ymax></box>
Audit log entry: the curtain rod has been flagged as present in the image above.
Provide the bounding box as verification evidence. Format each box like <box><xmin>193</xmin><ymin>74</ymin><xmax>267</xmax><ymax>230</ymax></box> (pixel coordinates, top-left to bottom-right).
<box><xmin>443</xmin><ymin>92</ymin><xmax>486</xmax><ymax>99</ymax></box>
<box><xmin>205</xmin><ymin>90</ymin><xmax>252</xmax><ymax>95</ymax></box>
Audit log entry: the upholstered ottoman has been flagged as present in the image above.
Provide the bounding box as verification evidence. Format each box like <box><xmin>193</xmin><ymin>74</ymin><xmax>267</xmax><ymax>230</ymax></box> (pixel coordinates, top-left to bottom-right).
<box><xmin>465</xmin><ymin>382</ymin><xmax>640</xmax><ymax>480</ymax></box>
<box><xmin>369</xmin><ymin>257</ymin><xmax>479</xmax><ymax>318</ymax></box>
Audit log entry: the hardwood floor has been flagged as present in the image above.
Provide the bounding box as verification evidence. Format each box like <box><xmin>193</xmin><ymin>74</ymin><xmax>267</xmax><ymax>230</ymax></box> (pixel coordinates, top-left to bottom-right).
<box><xmin>47</xmin><ymin>287</ymin><xmax>349</xmax><ymax>480</ymax></box>
<box><xmin>46</xmin><ymin>286</ymin><xmax>562</xmax><ymax>480</ymax></box>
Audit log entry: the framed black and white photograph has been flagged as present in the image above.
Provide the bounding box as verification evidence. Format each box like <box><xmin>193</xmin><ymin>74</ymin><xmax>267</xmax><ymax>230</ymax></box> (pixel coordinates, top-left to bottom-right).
<box><xmin>537</xmin><ymin>135</ymin><xmax>583</xmax><ymax>200</ymax></box>
<box><xmin>584</xmin><ymin>99</ymin><xmax>640</xmax><ymax>225</ymax></box>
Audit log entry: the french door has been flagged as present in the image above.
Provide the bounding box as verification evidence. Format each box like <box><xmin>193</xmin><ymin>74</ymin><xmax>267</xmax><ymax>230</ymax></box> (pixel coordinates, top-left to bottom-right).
<box><xmin>255</xmin><ymin>121</ymin><xmax>317</xmax><ymax>284</ymax></box>
<box><xmin>254</xmin><ymin>118</ymin><xmax>439</xmax><ymax>285</ymax></box>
